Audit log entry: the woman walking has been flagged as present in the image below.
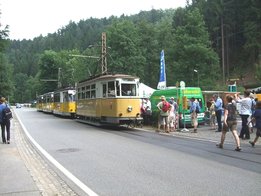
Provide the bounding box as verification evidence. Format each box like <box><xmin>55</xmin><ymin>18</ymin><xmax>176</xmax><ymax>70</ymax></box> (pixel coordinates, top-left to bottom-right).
<box><xmin>216</xmin><ymin>95</ymin><xmax>241</xmax><ymax>151</ymax></box>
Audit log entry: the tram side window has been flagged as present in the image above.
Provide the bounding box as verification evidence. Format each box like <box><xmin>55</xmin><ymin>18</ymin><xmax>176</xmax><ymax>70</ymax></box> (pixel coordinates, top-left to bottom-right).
<box><xmin>108</xmin><ymin>81</ymin><xmax>115</xmax><ymax>97</ymax></box>
<box><xmin>103</xmin><ymin>84</ymin><xmax>107</xmax><ymax>97</ymax></box>
<box><xmin>121</xmin><ymin>84</ymin><xmax>136</xmax><ymax>96</ymax></box>
<box><xmin>86</xmin><ymin>85</ymin><xmax>90</xmax><ymax>99</ymax></box>
<box><xmin>68</xmin><ymin>94</ymin><xmax>74</xmax><ymax>102</ymax></box>
<box><xmin>63</xmin><ymin>93</ymin><xmax>68</xmax><ymax>102</ymax></box>
<box><xmin>78</xmin><ymin>88</ymin><xmax>81</xmax><ymax>100</ymax></box>
<box><xmin>81</xmin><ymin>87</ymin><xmax>86</xmax><ymax>99</ymax></box>
<box><xmin>55</xmin><ymin>93</ymin><xmax>61</xmax><ymax>102</ymax></box>
<box><xmin>91</xmin><ymin>84</ymin><xmax>96</xmax><ymax>98</ymax></box>
<box><xmin>116</xmin><ymin>81</ymin><xmax>120</xmax><ymax>96</ymax></box>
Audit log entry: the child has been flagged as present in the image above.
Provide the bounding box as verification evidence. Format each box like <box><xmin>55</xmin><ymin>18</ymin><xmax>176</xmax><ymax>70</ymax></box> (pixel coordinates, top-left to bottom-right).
<box><xmin>248</xmin><ymin>101</ymin><xmax>261</xmax><ymax>147</ymax></box>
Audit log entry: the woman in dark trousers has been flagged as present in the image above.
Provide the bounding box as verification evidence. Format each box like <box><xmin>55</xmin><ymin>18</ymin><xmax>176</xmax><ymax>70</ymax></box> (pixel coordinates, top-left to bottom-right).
<box><xmin>235</xmin><ymin>91</ymin><xmax>252</xmax><ymax>140</ymax></box>
<box><xmin>213</xmin><ymin>94</ymin><xmax>223</xmax><ymax>132</ymax></box>
<box><xmin>0</xmin><ymin>97</ymin><xmax>11</xmax><ymax>144</ymax></box>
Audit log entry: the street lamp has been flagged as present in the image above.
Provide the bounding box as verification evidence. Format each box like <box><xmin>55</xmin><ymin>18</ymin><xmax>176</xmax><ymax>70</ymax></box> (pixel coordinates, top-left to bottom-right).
<box><xmin>194</xmin><ymin>69</ymin><xmax>199</xmax><ymax>87</ymax></box>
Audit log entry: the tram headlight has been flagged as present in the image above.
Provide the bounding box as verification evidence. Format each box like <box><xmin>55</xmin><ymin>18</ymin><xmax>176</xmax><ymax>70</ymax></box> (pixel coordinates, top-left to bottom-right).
<box><xmin>127</xmin><ymin>106</ymin><xmax>132</xmax><ymax>112</ymax></box>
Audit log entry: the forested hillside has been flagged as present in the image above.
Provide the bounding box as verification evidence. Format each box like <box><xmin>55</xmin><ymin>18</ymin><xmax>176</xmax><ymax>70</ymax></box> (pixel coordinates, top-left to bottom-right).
<box><xmin>1</xmin><ymin>0</ymin><xmax>260</xmax><ymax>103</ymax></box>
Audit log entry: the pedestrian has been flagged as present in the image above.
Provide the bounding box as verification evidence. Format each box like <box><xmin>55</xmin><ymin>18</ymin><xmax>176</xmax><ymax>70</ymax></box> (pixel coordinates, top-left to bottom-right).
<box><xmin>0</xmin><ymin>97</ymin><xmax>11</xmax><ymax>144</ymax></box>
<box><xmin>142</xmin><ymin>98</ymin><xmax>152</xmax><ymax>125</ymax></box>
<box><xmin>209</xmin><ymin>99</ymin><xmax>216</xmax><ymax>130</ymax></box>
<box><xmin>216</xmin><ymin>95</ymin><xmax>241</xmax><ymax>151</ymax></box>
<box><xmin>235</xmin><ymin>90</ymin><xmax>252</xmax><ymax>140</ymax></box>
<box><xmin>190</xmin><ymin>97</ymin><xmax>198</xmax><ymax>133</ymax></box>
<box><xmin>248</xmin><ymin>101</ymin><xmax>261</xmax><ymax>147</ymax></box>
<box><xmin>213</xmin><ymin>94</ymin><xmax>223</xmax><ymax>132</ymax></box>
<box><xmin>156</xmin><ymin>96</ymin><xmax>171</xmax><ymax>133</ymax></box>
<box><xmin>168</xmin><ymin>97</ymin><xmax>177</xmax><ymax>132</ymax></box>
<box><xmin>248</xmin><ymin>93</ymin><xmax>256</xmax><ymax>133</ymax></box>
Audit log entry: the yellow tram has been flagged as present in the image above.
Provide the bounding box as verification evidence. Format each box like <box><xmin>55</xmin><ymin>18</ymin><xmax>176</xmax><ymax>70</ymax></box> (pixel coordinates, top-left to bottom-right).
<box><xmin>36</xmin><ymin>94</ymin><xmax>44</xmax><ymax>112</ymax></box>
<box><xmin>53</xmin><ymin>87</ymin><xmax>76</xmax><ymax>117</ymax></box>
<box><xmin>42</xmin><ymin>92</ymin><xmax>55</xmax><ymax>113</ymax></box>
<box><xmin>76</xmin><ymin>74</ymin><xmax>143</xmax><ymax>125</ymax></box>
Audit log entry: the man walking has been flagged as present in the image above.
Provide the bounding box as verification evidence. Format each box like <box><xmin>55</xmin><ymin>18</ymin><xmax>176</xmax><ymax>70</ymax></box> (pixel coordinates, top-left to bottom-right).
<box><xmin>190</xmin><ymin>97</ymin><xmax>198</xmax><ymax>133</ymax></box>
<box><xmin>235</xmin><ymin>91</ymin><xmax>252</xmax><ymax>139</ymax></box>
<box><xmin>213</xmin><ymin>94</ymin><xmax>223</xmax><ymax>132</ymax></box>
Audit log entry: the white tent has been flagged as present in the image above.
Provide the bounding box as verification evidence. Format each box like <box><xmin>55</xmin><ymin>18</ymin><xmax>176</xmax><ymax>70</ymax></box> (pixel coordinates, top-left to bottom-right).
<box><xmin>139</xmin><ymin>83</ymin><xmax>155</xmax><ymax>98</ymax></box>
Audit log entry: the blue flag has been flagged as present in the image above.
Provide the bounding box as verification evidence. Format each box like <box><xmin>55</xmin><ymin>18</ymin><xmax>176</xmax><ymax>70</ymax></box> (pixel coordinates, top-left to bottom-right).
<box><xmin>157</xmin><ymin>50</ymin><xmax>166</xmax><ymax>89</ymax></box>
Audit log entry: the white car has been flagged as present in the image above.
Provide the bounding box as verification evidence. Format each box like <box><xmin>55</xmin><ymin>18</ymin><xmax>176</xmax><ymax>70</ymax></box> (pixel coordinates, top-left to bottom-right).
<box><xmin>16</xmin><ymin>103</ymin><xmax>22</xmax><ymax>108</ymax></box>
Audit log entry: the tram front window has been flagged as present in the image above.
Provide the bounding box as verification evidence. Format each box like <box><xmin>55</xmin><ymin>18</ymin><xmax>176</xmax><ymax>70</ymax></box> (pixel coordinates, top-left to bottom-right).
<box><xmin>121</xmin><ymin>84</ymin><xmax>136</xmax><ymax>96</ymax></box>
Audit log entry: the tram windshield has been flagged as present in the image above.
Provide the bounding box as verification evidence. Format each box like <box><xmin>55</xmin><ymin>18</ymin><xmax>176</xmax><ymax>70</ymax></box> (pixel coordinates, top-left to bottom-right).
<box><xmin>121</xmin><ymin>83</ymin><xmax>136</xmax><ymax>96</ymax></box>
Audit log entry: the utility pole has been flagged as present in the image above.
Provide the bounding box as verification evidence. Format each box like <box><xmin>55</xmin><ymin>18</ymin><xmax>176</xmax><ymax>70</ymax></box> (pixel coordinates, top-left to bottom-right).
<box><xmin>71</xmin><ymin>32</ymin><xmax>108</xmax><ymax>75</ymax></box>
<box><xmin>221</xmin><ymin>13</ymin><xmax>225</xmax><ymax>85</ymax></box>
<box><xmin>101</xmin><ymin>32</ymin><xmax>108</xmax><ymax>74</ymax></box>
<box><xmin>57</xmin><ymin>68</ymin><xmax>62</xmax><ymax>88</ymax></box>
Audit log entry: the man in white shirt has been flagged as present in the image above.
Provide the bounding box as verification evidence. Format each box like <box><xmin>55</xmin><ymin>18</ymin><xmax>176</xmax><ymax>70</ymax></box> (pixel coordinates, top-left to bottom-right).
<box><xmin>235</xmin><ymin>91</ymin><xmax>252</xmax><ymax>139</ymax></box>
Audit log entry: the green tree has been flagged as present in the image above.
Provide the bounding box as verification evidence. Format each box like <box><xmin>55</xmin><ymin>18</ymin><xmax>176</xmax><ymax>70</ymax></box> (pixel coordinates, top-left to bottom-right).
<box><xmin>38</xmin><ymin>50</ymin><xmax>63</xmax><ymax>93</ymax></box>
<box><xmin>0</xmin><ymin>53</ymin><xmax>14</xmax><ymax>98</ymax></box>
<box><xmin>13</xmin><ymin>73</ymin><xmax>28</xmax><ymax>103</ymax></box>
<box><xmin>172</xmin><ymin>8</ymin><xmax>220</xmax><ymax>89</ymax></box>
<box><xmin>24</xmin><ymin>75</ymin><xmax>41</xmax><ymax>102</ymax></box>
<box><xmin>0</xmin><ymin>11</ymin><xmax>13</xmax><ymax>98</ymax></box>
<box><xmin>136</xmin><ymin>20</ymin><xmax>159</xmax><ymax>87</ymax></box>
<box><xmin>107</xmin><ymin>20</ymin><xmax>146</xmax><ymax>77</ymax></box>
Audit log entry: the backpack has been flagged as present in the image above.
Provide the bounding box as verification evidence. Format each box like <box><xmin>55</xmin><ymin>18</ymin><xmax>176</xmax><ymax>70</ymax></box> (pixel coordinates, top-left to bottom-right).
<box><xmin>2</xmin><ymin>106</ymin><xmax>12</xmax><ymax>120</ymax></box>
<box><xmin>227</xmin><ymin>103</ymin><xmax>237</xmax><ymax>120</ymax></box>
<box><xmin>162</xmin><ymin>101</ymin><xmax>170</xmax><ymax>112</ymax></box>
<box><xmin>196</xmin><ymin>104</ymin><xmax>201</xmax><ymax>113</ymax></box>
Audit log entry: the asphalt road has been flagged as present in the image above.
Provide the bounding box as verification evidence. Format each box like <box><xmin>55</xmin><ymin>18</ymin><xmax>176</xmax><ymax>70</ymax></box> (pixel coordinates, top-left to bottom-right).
<box><xmin>15</xmin><ymin>108</ymin><xmax>261</xmax><ymax>196</ymax></box>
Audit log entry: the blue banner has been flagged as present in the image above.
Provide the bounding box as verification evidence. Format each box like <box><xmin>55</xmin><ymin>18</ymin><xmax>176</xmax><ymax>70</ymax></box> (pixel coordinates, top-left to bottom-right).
<box><xmin>157</xmin><ymin>50</ymin><xmax>166</xmax><ymax>89</ymax></box>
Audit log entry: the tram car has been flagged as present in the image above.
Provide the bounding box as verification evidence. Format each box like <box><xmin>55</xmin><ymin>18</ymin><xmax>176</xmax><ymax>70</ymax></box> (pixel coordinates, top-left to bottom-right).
<box><xmin>53</xmin><ymin>87</ymin><xmax>76</xmax><ymax>117</ymax></box>
<box><xmin>42</xmin><ymin>92</ymin><xmax>55</xmax><ymax>113</ymax></box>
<box><xmin>76</xmin><ymin>74</ymin><xmax>143</xmax><ymax>126</ymax></box>
<box><xmin>36</xmin><ymin>94</ymin><xmax>44</xmax><ymax>112</ymax></box>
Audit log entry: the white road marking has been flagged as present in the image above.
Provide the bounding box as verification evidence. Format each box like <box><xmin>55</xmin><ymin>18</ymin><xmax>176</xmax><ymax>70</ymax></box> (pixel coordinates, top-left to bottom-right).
<box><xmin>16</xmin><ymin>115</ymin><xmax>99</xmax><ymax>196</ymax></box>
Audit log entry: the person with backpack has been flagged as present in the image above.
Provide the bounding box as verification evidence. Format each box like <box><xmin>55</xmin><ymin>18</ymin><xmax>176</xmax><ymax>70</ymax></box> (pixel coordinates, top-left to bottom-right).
<box><xmin>0</xmin><ymin>97</ymin><xmax>12</xmax><ymax>144</ymax></box>
<box><xmin>156</xmin><ymin>95</ymin><xmax>171</xmax><ymax>133</ymax></box>
<box><xmin>190</xmin><ymin>97</ymin><xmax>199</xmax><ymax>133</ymax></box>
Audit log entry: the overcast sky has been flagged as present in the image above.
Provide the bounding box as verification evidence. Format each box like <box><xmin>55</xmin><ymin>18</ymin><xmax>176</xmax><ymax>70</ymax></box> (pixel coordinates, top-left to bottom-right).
<box><xmin>0</xmin><ymin>0</ymin><xmax>187</xmax><ymax>40</ymax></box>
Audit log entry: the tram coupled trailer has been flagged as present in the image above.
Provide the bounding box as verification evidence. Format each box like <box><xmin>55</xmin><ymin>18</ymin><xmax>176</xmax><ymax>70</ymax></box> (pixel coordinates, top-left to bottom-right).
<box><xmin>42</xmin><ymin>92</ymin><xmax>55</xmax><ymax>114</ymax></box>
<box><xmin>53</xmin><ymin>87</ymin><xmax>76</xmax><ymax>118</ymax></box>
<box><xmin>76</xmin><ymin>74</ymin><xmax>143</xmax><ymax>126</ymax></box>
<box><xmin>36</xmin><ymin>95</ymin><xmax>44</xmax><ymax>112</ymax></box>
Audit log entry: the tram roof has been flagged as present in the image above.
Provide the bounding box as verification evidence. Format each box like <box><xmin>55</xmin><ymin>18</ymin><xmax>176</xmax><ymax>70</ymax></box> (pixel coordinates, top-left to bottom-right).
<box><xmin>54</xmin><ymin>86</ymin><xmax>76</xmax><ymax>92</ymax></box>
<box><xmin>78</xmin><ymin>73</ymin><xmax>139</xmax><ymax>84</ymax></box>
